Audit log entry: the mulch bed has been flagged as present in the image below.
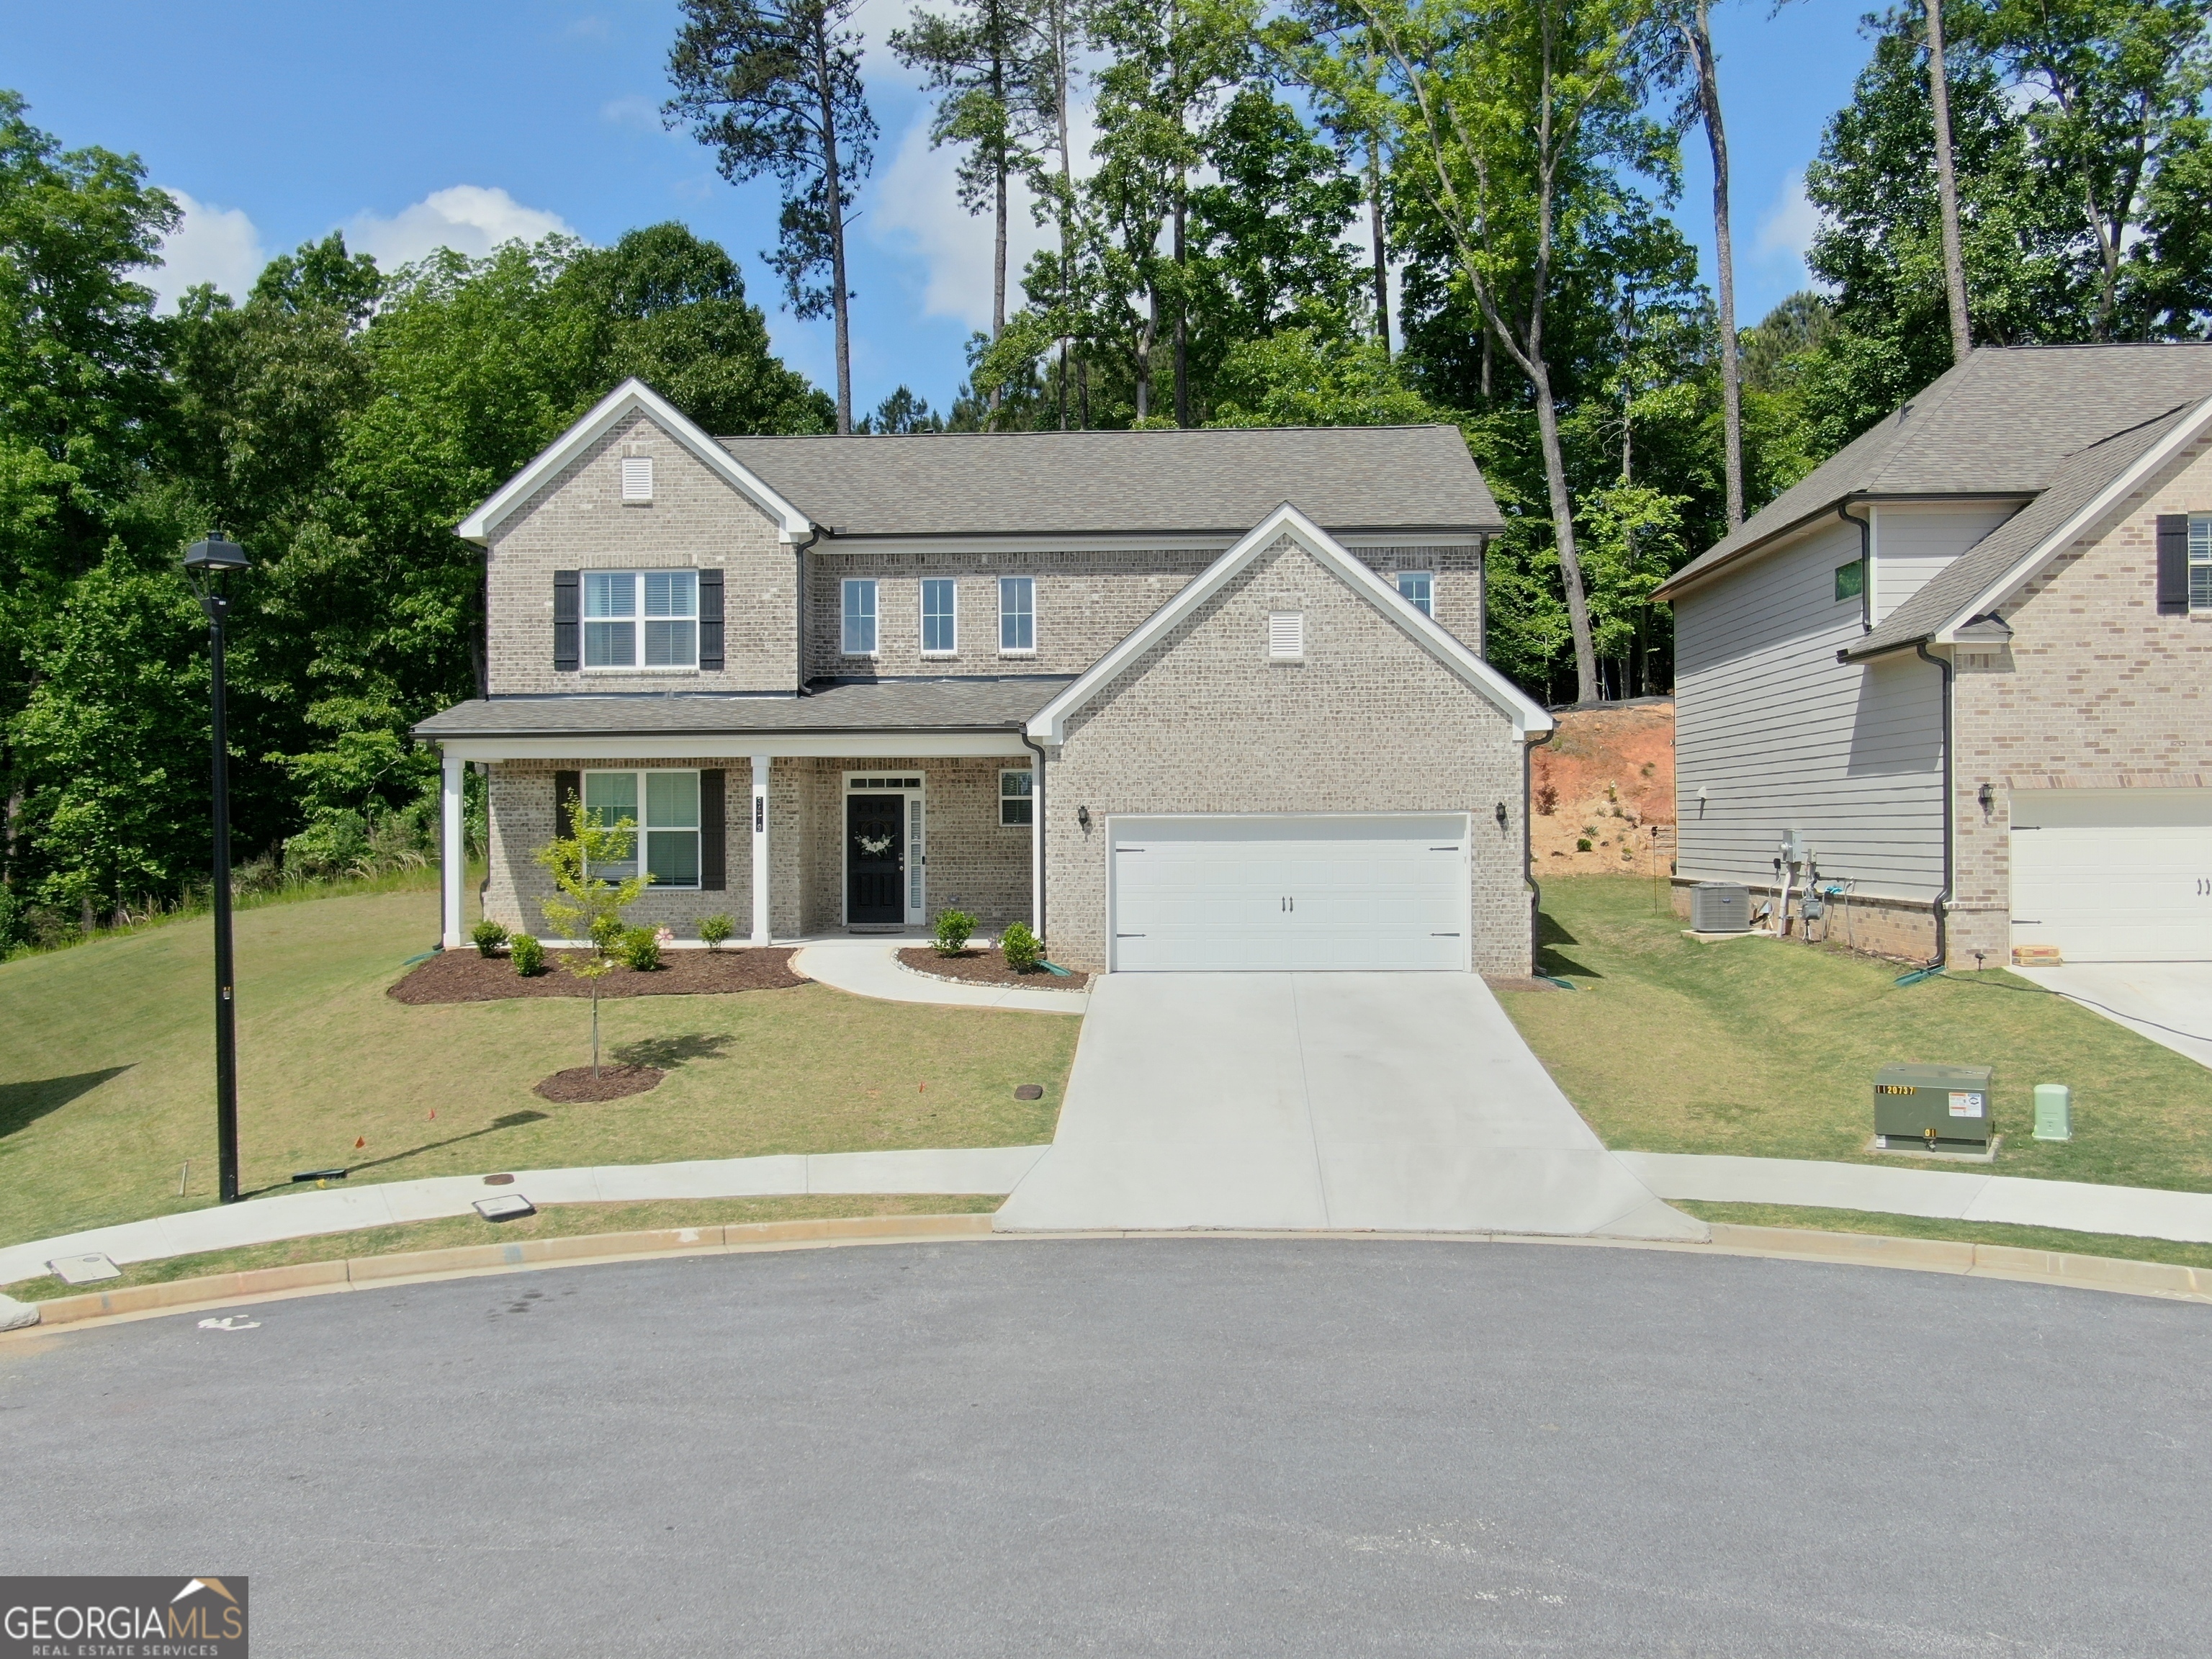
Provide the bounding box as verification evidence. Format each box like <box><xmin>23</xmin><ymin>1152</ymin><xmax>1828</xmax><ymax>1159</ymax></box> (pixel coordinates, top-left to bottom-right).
<box><xmin>896</xmin><ymin>946</ymin><xmax>1090</xmax><ymax>992</ymax></box>
<box><xmin>390</xmin><ymin>947</ymin><xmax>809</xmax><ymax>1004</ymax></box>
<box><xmin>534</xmin><ymin>1063</ymin><xmax>665</xmax><ymax>1102</ymax></box>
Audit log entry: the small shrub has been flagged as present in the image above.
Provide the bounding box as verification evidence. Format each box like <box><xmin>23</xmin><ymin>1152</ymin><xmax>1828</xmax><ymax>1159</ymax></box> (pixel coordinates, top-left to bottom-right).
<box><xmin>509</xmin><ymin>934</ymin><xmax>546</xmax><ymax>976</ymax></box>
<box><xmin>1576</xmin><ymin>837</ymin><xmax>1593</xmax><ymax>852</ymax></box>
<box><xmin>933</xmin><ymin>908</ymin><xmax>977</xmax><ymax>955</ymax></box>
<box><xmin>1002</xmin><ymin>921</ymin><xmax>1042</xmax><ymax>972</ymax></box>
<box><xmin>698</xmin><ymin>913</ymin><xmax>734</xmax><ymax>949</ymax></box>
<box><xmin>470</xmin><ymin>918</ymin><xmax>511</xmax><ymax>958</ymax></box>
<box><xmin>620</xmin><ymin>925</ymin><xmax>662</xmax><ymax>971</ymax></box>
<box><xmin>1534</xmin><ymin>783</ymin><xmax>1559</xmax><ymax>816</ymax></box>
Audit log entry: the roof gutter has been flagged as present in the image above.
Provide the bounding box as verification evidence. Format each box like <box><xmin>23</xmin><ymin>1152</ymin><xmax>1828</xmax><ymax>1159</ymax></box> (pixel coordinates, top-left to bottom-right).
<box><xmin>1838</xmin><ymin>496</ymin><xmax>1872</xmax><ymax>635</ymax></box>
<box><xmin>791</xmin><ymin>524</ymin><xmax>820</xmax><ymax>695</ymax></box>
<box><xmin>1523</xmin><ymin>726</ymin><xmax>1552</xmax><ymax>976</ymax></box>
<box><xmin>1914</xmin><ymin>638</ymin><xmax>1954</xmax><ymax>973</ymax></box>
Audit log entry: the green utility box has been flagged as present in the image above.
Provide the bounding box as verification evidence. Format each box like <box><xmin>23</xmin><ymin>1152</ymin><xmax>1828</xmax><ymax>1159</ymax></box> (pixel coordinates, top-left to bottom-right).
<box><xmin>1874</xmin><ymin>1063</ymin><xmax>1996</xmax><ymax>1150</ymax></box>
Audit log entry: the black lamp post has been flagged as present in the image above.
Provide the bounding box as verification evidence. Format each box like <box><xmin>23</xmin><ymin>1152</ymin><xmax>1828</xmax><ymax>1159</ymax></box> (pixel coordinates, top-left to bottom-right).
<box><xmin>183</xmin><ymin>532</ymin><xmax>250</xmax><ymax>1204</ymax></box>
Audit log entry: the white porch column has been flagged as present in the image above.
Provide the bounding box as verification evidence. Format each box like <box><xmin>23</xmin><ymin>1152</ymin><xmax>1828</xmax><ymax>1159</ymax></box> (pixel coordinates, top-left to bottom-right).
<box><xmin>440</xmin><ymin>752</ymin><xmax>465</xmax><ymax>949</ymax></box>
<box><xmin>1029</xmin><ymin>756</ymin><xmax>1044</xmax><ymax>938</ymax></box>
<box><xmin>750</xmin><ymin>753</ymin><xmax>772</xmax><ymax>945</ymax></box>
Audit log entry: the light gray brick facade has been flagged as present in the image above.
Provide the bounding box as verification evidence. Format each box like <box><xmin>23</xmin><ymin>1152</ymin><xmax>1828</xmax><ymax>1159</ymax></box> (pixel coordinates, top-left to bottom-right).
<box><xmin>1041</xmin><ymin>535</ymin><xmax>1532</xmax><ymax>974</ymax></box>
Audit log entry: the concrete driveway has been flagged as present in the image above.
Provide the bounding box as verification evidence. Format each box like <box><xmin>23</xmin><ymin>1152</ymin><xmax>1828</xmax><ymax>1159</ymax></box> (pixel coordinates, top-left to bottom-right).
<box><xmin>996</xmin><ymin>973</ymin><xmax>1701</xmax><ymax>1238</ymax></box>
<box><xmin>2014</xmin><ymin>962</ymin><xmax>2212</xmax><ymax>1072</ymax></box>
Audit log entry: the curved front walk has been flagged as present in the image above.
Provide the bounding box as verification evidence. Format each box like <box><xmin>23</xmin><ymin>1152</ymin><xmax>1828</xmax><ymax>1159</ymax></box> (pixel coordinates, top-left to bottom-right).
<box><xmin>996</xmin><ymin>972</ymin><xmax>1704</xmax><ymax>1239</ymax></box>
<box><xmin>793</xmin><ymin>936</ymin><xmax>1089</xmax><ymax>1014</ymax></box>
<box><xmin>0</xmin><ymin>1146</ymin><xmax>1050</xmax><ymax>1288</ymax></box>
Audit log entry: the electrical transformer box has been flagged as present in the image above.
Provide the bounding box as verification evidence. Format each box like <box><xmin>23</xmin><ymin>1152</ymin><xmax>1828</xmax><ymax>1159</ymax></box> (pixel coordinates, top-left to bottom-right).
<box><xmin>1691</xmin><ymin>882</ymin><xmax>1751</xmax><ymax>932</ymax></box>
<box><xmin>1874</xmin><ymin>1063</ymin><xmax>1996</xmax><ymax>1150</ymax></box>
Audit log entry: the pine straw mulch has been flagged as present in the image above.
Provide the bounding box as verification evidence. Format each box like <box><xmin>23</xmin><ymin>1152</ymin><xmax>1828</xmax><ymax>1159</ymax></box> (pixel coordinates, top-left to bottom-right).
<box><xmin>896</xmin><ymin>946</ymin><xmax>1089</xmax><ymax>992</ymax></box>
<box><xmin>534</xmin><ymin>1063</ymin><xmax>665</xmax><ymax>1102</ymax></box>
<box><xmin>390</xmin><ymin>947</ymin><xmax>809</xmax><ymax>1004</ymax></box>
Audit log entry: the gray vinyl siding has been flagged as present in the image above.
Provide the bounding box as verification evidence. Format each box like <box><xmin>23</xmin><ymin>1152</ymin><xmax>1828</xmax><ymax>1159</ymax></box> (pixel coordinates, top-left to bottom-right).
<box><xmin>1674</xmin><ymin>517</ymin><xmax>1947</xmax><ymax>901</ymax></box>
<box><xmin>1870</xmin><ymin>501</ymin><xmax>2021</xmax><ymax>623</ymax></box>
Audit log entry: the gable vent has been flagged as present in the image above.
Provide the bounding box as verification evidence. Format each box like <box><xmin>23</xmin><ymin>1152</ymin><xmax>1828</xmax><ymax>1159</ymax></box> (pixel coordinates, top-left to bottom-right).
<box><xmin>621</xmin><ymin>455</ymin><xmax>654</xmax><ymax>503</ymax></box>
<box><xmin>1268</xmin><ymin>611</ymin><xmax>1304</xmax><ymax>659</ymax></box>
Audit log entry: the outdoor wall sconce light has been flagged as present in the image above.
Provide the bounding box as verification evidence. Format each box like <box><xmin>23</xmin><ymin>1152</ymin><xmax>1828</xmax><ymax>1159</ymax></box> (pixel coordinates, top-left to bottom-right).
<box><xmin>1495</xmin><ymin>801</ymin><xmax>1509</xmax><ymax>829</ymax></box>
<box><xmin>1076</xmin><ymin>804</ymin><xmax>1092</xmax><ymax>831</ymax></box>
<box><xmin>1977</xmin><ymin>782</ymin><xmax>1995</xmax><ymax>818</ymax></box>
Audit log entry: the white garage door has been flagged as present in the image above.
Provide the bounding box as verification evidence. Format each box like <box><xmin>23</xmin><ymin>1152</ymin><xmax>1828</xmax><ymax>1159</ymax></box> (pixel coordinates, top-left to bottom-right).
<box><xmin>1108</xmin><ymin>814</ymin><xmax>1471</xmax><ymax>971</ymax></box>
<box><xmin>2010</xmin><ymin>789</ymin><xmax>2212</xmax><ymax>962</ymax></box>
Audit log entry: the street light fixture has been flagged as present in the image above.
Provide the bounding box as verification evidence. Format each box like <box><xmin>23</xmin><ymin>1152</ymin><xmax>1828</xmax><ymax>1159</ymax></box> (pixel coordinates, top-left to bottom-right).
<box><xmin>182</xmin><ymin>531</ymin><xmax>249</xmax><ymax>1204</ymax></box>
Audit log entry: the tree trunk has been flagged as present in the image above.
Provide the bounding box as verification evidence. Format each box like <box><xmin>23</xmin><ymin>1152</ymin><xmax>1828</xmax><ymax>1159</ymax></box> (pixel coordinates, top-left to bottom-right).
<box><xmin>1528</xmin><ymin>354</ymin><xmax>1600</xmax><ymax>703</ymax></box>
<box><xmin>1368</xmin><ymin>140</ymin><xmax>1390</xmax><ymax>353</ymax></box>
<box><xmin>990</xmin><ymin>44</ymin><xmax>1008</xmax><ymax>416</ymax></box>
<box><xmin>1136</xmin><ymin>284</ymin><xmax>1156</xmax><ymax>420</ymax></box>
<box><xmin>1684</xmin><ymin>4</ymin><xmax>1743</xmax><ymax>529</ymax></box>
<box><xmin>819</xmin><ymin>21</ymin><xmax>854</xmax><ymax>433</ymax></box>
<box><xmin>1054</xmin><ymin>0</ymin><xmax>1074</xmax><ymax>432</ymax></box>
<box><xmin>1925</xmin><ymin>0</ymin><xmax>1972</xmax><ymax>367</ymax></box>
<box><xmin>590</xmin><ymin>984</ymin><xmax>601</xmax><ymax>1077</ymax></box>
<box><xmin>1172</xmin><ymin>184</ymin><xmax>1190</xmax><ymax>426</ymax></box>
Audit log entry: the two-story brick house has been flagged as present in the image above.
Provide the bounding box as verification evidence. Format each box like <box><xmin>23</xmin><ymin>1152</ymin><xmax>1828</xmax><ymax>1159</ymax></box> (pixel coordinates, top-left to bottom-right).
<box><xmin>415</xmin><ymin>379</ymin><xmax>1552</xmax><ymax>974</ymax></box>
<box><xmin>1656</xmin><ymin>344</ymin><xmax>2212</xmax><ymax>965</ymax></box>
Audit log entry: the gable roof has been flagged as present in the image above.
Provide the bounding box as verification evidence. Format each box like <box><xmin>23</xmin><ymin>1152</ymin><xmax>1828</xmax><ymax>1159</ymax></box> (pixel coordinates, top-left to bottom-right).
<box><xmin>1655</xmin><ymin>343</ymin><xmax>2212</xmax><ymax>601</ymax></box>
<box><xmin>1026</xmin><ymin>503</ymin><xmax>1552</xmax><ymax>744</ymax></box>
<box><xmin>1844</xmin><ymin>395</ymin><xmax>2212</xmax><ymax>659</ymax></box>
<box><xmin>456</xmin><ymin>379</ymin><xmax>812</xmax><ymax>544</ymax></box>
<box><xmin>719</xmin><ymin>423</ymin><xmax>1503</xmax><ymax>539</ymax></box>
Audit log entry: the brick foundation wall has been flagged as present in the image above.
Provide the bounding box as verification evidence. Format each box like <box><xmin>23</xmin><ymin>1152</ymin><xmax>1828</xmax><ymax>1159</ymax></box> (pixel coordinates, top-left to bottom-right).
<box><xmin>1043</xmin><ymin>534</ymin><xmax>1531</xmax><ymax>974</ymax></box>
<box><xmin>487</xmin><ymin>410</ymin><xmax>797</xmax><ymax>695</ymax></box>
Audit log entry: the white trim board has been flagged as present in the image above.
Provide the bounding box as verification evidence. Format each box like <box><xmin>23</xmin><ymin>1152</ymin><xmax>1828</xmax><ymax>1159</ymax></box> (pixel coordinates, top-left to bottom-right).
<box><xmin>433</xmin><ymin>732</ymin><xmax>1033</xmax><ymax>763</ymax></box>
<box><xmin>456</xmin><ymin>378</ymin><xmax>814</xmax><ymax>544</ymax></box>
<box><xmin>1026</xmin><ymin>503</ymin><xmax>1552</xmax><ymax>743</ymax></box>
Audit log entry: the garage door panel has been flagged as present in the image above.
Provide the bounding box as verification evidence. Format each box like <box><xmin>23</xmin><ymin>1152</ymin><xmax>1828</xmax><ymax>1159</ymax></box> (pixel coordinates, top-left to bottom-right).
<box><xmin>2010</xmin><ymin>790</ymin><xmax>2212</xmax><ymax>963</ymax></box>
<box><xmin>1110</xmin><ymin>814</ymin><xmax>1469</xmax><ymax>972</ymax></box>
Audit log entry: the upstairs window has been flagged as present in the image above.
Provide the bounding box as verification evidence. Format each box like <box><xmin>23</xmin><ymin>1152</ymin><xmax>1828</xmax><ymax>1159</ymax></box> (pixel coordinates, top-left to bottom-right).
<box><xmin>842</xmin><ymin>578</ymin><xmax>878</xmax><ymax>655</ymax></box>
<box><xmin>921</xmin><ymin>578</ymin><xmax>958</xmax><ymax>655</ymax></box>
<box><xmin>1395</xmin><ymin>571</ymin><xmax>1435</xmax><ymax>616</ymax></box>
<box><xmin>999</xmin><ymin>576</ymin><xmax>1035</xmax><ymax>652</ymax></box>
<box><xmin>621</xmin><ymin>455</ymin><xmax>653</xmax><ymax>503</ymax></box>
<box><xmin>2192</xmin><ymin>516</ymin><xmax>2212</xmax><ymax>612</ymax></box>
<box><xmin>1835</xmin><ymin>559</ymin><xmax>1866</xmax><ymax>603</ymax></box>
<box><xmin>999</xmin><ymin>768</ymin><xmax>1033</xmax><ymax>827</ymax></box>
<box><xmin>582</xmin><ymin>770</ymin><xmax>701</xmax><ymax>888</ymax></box>
<box><xmin>585</xmin><ymin>570</ymin><xmax>696</xmax><ymax>668</ymax></box>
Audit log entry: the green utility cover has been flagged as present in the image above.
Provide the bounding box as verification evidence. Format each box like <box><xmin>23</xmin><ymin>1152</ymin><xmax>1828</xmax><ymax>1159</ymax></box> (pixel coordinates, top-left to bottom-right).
<box><xmin>1874</xmin><ymin>1063</ymin><xmax>1996</xmax><ymax>1147</ymax></box>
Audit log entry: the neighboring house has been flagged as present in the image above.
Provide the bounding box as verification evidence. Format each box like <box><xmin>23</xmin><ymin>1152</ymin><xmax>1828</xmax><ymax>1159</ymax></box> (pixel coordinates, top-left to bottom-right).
<box><xmin>1655</xmin><ymin>344</ymin><xmax>2212</xmax><ymax>966</ymax></box>
<box><xmin>415</xmin><ymin>379</ymin><xmax>1553</xmax><ymax>974</ymax></box>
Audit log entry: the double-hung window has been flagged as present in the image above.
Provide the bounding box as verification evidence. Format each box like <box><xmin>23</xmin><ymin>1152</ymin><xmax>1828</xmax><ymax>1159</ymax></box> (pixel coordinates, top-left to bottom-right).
<box><xmin>1395</xmin><ymin>571</ymin><xmax>1435</xmax><ymax>616</ymax></box>
<box><xmin>921</xmin><ymin>578</ymin><xmax>958</xmax><ymax>655</ymax></box>
<box><xmin>584</xmin><ymin>570</ymin><xmax>696</xmax><ymax>668</ymax></box>
<box><xmin>842</xmin><ymin>578</ymin><xmax>878</xmax><ymax>655</ymax></box>
<box><xmin>999</xmin><ymin>575</ymin><xmax>1035</xmax><ymax>652</ymax></box>
<box><xmin>582</xmin><ymin>770</ymin><xmax>701</xmax><ymax>888</ymax></box>
<box><xmin>999</xmin><ymin>768</ymin><xmax>1033</xmax><ymax>827</ymax></box>
<box><xmin>2192</xmin><ymin>516</ymin><xmax>2212</xmax><ymax>612</ymax></box>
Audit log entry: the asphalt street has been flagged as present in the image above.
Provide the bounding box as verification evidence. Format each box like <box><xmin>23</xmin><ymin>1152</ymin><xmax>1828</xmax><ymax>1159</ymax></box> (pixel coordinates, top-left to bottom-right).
<box><xmin>4</xmin><ymin>1238</ymin><xmax>2208</xmax><ymax>1658</ymax></box>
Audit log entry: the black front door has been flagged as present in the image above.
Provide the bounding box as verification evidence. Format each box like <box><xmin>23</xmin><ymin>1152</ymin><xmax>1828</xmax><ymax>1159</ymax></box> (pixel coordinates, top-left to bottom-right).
<box><xmin>847</xmin><ymin>793</ymin><xmax>905</xmax><ymax>924</ymax></box>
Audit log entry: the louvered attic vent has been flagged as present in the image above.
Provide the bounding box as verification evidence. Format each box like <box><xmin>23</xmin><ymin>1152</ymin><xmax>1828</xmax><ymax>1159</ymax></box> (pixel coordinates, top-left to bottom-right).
<box><xmin>621</xmin><ymin>456</ymin><xmax>654</xmax><ymax>503</ymax></box>
<box><xmin>1269</xmin><ymin>611</ymin><xmax>1304</xmax><ymax>658</ymax></box>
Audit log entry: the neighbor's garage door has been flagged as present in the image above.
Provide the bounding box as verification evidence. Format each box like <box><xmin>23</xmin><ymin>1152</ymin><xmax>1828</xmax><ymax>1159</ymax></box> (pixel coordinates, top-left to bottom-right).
<box><xmin>1108</xmin><ymin>814</ymin><xmax>1470</xmax><ymax>971</ymax></box>
<box><xmin>2010</xmin><ymin>788</ymin><xmax>2212</xmax><ymax>962</ymax></box>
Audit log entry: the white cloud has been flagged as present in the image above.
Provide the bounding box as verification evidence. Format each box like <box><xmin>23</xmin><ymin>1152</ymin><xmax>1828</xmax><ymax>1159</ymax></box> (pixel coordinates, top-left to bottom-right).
<box><xmin>343</xmin><ymin>186</ymin><xmax>581</xmax><ymax>269</ymax></box>
<box><xmin>601</xmin><ymin>94</ymin><xmax>660</xmax><ymax>132</ymax></box>
<box><xmin>148</xmin><ymin>188</ymin><xmax>267</xmax><ymax>310</ymax></box>
<box><xmin>867</xmin><ymin>102</ymin><xmax>1098</xmax><ymax>332</ymax></box>
<box><xmin>1754</xmin><ymin>170</ymin><xmax>1820</xmax><ymax>269</ymax></box>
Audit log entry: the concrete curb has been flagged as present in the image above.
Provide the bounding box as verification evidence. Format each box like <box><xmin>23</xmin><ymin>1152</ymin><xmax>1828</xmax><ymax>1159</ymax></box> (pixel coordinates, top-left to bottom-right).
<box><xmin>7</xmin><ymin>1215</ymin><xmax>2208</xmax><ymax>1339</ymax></box>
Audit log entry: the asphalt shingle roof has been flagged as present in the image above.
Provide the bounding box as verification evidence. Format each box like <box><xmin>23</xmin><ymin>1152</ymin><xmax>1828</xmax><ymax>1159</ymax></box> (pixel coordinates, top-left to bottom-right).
<box><xmin>717</xmin><ymin>424</ymin><xmax>1503</xmax><ymax>539</ymax></box>
<box><xmin>413</xmin><ymin>677</ymin><xmax>1076</xmax><ymax>739</ymax></box>
<box><xmin>1658</xmin><ymin>343</ymin><xmax>2212</xmax><ymax>600</ymax></box>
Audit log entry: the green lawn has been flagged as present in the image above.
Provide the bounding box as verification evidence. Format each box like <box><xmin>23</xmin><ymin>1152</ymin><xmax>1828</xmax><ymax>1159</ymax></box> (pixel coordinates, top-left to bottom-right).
<box><xmin>1676</xmin><ymin>1202</ymin><xmax>2212</xmax><ymax>1273</ymax></box>
<box><xmin>0</xmin><ymin>878</ymin><xmax>1078</xmax><ymax>1250</ymax></box>
<box><xmin>1504</xmin><ymin>877</ymin><xmax>2212</xmax><ymax>1193</ymax></box>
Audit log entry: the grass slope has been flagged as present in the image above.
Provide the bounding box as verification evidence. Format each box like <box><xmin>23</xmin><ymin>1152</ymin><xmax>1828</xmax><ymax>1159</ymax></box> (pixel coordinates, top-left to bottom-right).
<box><xmin>0</xmin><ymin>883</ymin><xmax>1076</xmax><ymax>1249</ymax></box>
<box><xmin>1506</xmin><ymin>877</ymin><xmax>2212</xmax><ymax>1192</ymax></box>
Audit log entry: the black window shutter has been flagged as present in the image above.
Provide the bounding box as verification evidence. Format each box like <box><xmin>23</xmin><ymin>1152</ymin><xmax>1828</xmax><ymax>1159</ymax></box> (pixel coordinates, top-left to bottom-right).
<box><xmin>698</xmin><ymin>568</ymin><xmax>724</xmax><ymax>670</ymax></box>
<box><xmin>554</xmin><ymin>570</ymin><xmax>580</xmax><ymax>670</ymax></box>
<box><xmin>699</xmin><ymin>769</ymin><xmax>726</xmax><ymax>891</ymax></box>
<box><xmin>554</xmin><ymin>770</ymin><xmax>581</xmax><ymax>838</ymax></box>
<box><xmin>2157</xmin><ymin>514</ymin><xmax>2190</xmax><ymax>613</ymax></box>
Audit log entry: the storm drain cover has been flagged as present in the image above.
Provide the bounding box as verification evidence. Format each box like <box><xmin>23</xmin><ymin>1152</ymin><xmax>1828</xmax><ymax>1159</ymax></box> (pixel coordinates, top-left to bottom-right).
<box><xmin>49</xmin><ymin>1252</ymin><xmax>122</xmax><ymax>1285</ymax></box>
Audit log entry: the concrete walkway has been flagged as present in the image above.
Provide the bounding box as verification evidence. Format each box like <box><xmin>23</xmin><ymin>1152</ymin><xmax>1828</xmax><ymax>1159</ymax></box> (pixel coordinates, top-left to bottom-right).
<box><xmin>1622</xmin><ymin>1151</ymin><xmax>2212</xmax><ymax>1245</ymax></box>
<box><xmin>0</xmin><ymin>1146</ymin><xmax>1050</xmax><ymax>1287</ymax></box>
<box><xmin>793</xmin><ymin>935</ymin><xmax>1089</xmax><ymax>1015</ymax></box>
<box><xmin>2014</xmin><ymin>963</ymin><xmax>2212</xmax><ymax>1072</ymax></box>
<box><xmin>996</xmin><ymin>972</ymin><xmax>1703</xmax><ymax>1240</ymax></box>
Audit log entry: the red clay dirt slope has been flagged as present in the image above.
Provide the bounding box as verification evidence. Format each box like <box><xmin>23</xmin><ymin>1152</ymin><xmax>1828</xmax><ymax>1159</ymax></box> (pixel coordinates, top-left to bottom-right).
<box><xmin>1530</xmin><ymin>700</ymin><xmax>1676</xmax><ymax>878</ymax></box>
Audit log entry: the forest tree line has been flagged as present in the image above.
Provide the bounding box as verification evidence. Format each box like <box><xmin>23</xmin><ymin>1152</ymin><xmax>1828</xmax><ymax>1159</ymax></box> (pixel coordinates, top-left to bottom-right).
<box><xmin>3</xmin><ymin>0</ymin><xmax>2208</xmax><ymax>944</ymax></box>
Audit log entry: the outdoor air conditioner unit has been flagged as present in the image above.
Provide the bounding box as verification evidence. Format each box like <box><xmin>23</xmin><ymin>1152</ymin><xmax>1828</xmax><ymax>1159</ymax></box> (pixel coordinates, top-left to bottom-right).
<box><xmin>1691</xmin><ymin>882</ymin><xmax>1752</xmax><ymax>933</ymax></box>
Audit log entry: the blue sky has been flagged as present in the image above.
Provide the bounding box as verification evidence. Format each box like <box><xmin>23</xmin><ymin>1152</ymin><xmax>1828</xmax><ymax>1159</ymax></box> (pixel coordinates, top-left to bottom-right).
<box><xmin>5</xmin><ymin>0</ymin><xmax>1874</xmax><ymax>418</ymax></box>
